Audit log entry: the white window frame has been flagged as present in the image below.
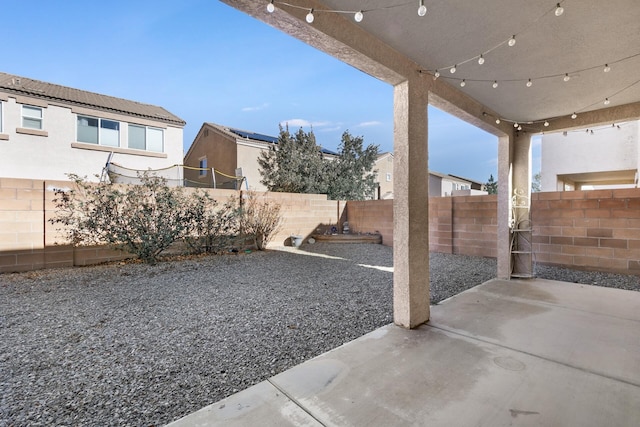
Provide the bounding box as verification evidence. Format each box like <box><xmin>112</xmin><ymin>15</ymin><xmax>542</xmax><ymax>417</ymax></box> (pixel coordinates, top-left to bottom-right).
<box><xmin>77</xmin><ymin>115</ymin><xmax>120</xmax><ymax>147</ymax></box>
<box><xmin>22</xmin><ymin>105</ymin><xmax>43</xmax><ymax>130</ymax></box>
<box><xmin>128</xmin><ymin>124</ymin><xmax>164</xmax><ymax>152</ymax></box>
<box><xmin>199</xmin><ymin>157</ymin><xmax>208</xmax><ymax>177</ymax></box>
<box><xmin>386</xmin><ymin>173</ymin><xmax>392</xmax><ymax>182</ymax></box>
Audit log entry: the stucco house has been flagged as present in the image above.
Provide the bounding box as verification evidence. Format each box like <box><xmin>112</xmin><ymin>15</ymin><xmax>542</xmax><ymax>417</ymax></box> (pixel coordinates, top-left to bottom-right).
<box><xmin>541</xmin><ymin>120</ymin><xmax>639</xmax><ymax>191</ymax></box>
<box><xmin>375</xmin><ymin>152</ymin><xmax>394</xmax><ymax>199</ymax></box>
<box><xmin>0</xmin><ymin>72</ymin><xmax>185</xmax><ymax>182</ymax></box>
<box><xmin>184</xmin><ymin>122</ymin><xmax>338</xmax><ymax>190</ymax></box>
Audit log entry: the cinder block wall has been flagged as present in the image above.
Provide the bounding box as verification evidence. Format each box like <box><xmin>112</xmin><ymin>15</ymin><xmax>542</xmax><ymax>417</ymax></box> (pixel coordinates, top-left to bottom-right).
<box><xmin>452</xmin><ymin>195</ymin><xmax>498</xmax><ymax>258</ymax></box>
<box><xmin>531</xmin><ymin>189</ymin><xmax>640</xmax><ymax>273</ymax></box>
<box><xmin>347</xmin><ymin>189</ymin><xmax>640</xmax><ymax>275</ymax></box>
<box><xmin>0</xmin><ymin>178</ymin><xmax>345</xmax><ymax>273</ymax></box>
<box><xmin>346</xmin><ymin>200</ymin><xmax>393</xmax><ymax>245</ymax></box>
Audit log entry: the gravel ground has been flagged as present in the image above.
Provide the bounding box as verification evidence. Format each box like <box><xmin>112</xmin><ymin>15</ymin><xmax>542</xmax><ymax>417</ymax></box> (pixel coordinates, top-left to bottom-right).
<box><xmin>1</xmin><ymin>243</ymin><xmax>638</xmax><ymax>426</ymax></box>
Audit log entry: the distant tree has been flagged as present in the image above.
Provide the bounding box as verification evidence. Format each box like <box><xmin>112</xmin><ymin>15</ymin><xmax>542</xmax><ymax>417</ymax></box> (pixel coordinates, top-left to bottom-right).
<box><xmin>258</xmin><ymin>125</ymin><xmax>328</xmax><ymax>194</ymax></box>
<box><xmin>531</xmin><ymin>172</ymin><xmax>542</xmax><ymax>193</ymax></box>
<box><xmin>258</xmin><ymin>127</ymin><xmax>378</xmax><ymax>201</ymax></box>
<box><xmin>326</xmin><ymin>131</ymin><xmax>379</xmax><ymax>200</ymax></box>
<box><xmin>485</xmin><ymin>174</ymin><xmax>498</xmax><ymax>194</ymax></box>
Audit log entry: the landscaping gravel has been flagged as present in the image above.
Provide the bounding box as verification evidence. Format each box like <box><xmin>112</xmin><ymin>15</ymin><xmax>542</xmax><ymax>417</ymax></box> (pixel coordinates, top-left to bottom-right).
<box><xmin>1</xmin><ymin>243</ymin><xmax>638</xmax><ymax>426</ymax></box>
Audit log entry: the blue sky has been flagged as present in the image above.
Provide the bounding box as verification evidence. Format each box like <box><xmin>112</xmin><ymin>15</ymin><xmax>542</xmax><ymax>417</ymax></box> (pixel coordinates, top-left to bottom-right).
<box><xmin>3</xmin><ymin>0</ymin><xmax>539</xmax><ymax>183</ymax></box>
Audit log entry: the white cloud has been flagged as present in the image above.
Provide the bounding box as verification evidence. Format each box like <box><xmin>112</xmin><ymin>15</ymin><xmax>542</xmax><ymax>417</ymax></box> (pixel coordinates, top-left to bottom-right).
<box><xmin>280</xmin><ymin>119</ymin><xmax>332</xmax><ymax>128</ymax></box>
<box><xmin>356</xmin><ymin>121</ymin><xmax>382</xmax><ymax>128</ymax></box>
<box><xmin>241</xmin><ymin>103</ymin><xmax>269</xmax><ymax>112</ymax></box>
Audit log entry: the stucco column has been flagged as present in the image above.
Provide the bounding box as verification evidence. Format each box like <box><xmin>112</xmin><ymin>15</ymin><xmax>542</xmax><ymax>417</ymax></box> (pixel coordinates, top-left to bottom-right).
<box><xmin>511</xmin><ymin>132</ymin><xmax>533</xmax><ymax>278</ymax></box>
<box><xmin>496</xmin><ymin>134</ymin><xmax>512</xmax><ymax>279</ymax></box>
<box><xmin>393</xmin><ymin>78</ymin><xmax>430</xmax><ymax>328</ymax></box>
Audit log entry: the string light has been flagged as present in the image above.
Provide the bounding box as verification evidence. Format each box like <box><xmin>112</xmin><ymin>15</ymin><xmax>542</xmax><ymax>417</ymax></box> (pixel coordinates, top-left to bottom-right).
<box><xmin>492</xmin><ymin>81</ymin><xmax>499</xmax><ymax>88</ymax></box>
<box><xmin>460</xmin><ymin>79</ymin><xmax>466</xmax><ymax>87</ymax></box>
<box><xmin>306</xmin><ymin>8</ymin><xmax>314</xmax><ymax>23</ymax></box>
<box><xmin>508</xmin><ymin>35</ymin><xmax>516</xmax><ymax>47</ymax></box>
<box><xmin>354</xmin><ymin>10</ymin><xmax>363</xmax><ymax>22</ymax></box>
<box><xmin>495</xmin><ymin>118</ymin><xmax>501</xmax><ymax>124</ymax></box>
<box><xmin>418</xmin><ymin>0</ymin><xmax>427</xmax><ymax>17</ymax></box>
<box><xmin>267</xmin><ymin>0</ymin><xmax>275</xmax><ymax>13</ymax></box>
<box><xmin>544</xmin><ymin>121</ymin><xmax>549</xmax><ymax>127</ymax></box>
<box><xmin>571</xmin><ymin>112</ymin><xmax>577</xmax><ymax>119</ymax></box>
<box><xmin>555</xmin><ymin>3</ymin><xmax>564</xmax><ymax>16</ymax></box>
<box><xmin>563</xmin><ymin>73</ymin><xmax>571</xmax><ymax>82</ymax></box>
<box><xmin>603</xmin><ymin>64</ymin><xmax>611</xmax><ymax>72</ymax></box>
<box><xmin>478</xmin><ymin>55</ymin><xmax>485</xmax><ymax>65</ymax></box>
<box><xmin>433</xmin><ymin>70</ymin><xmax>440</xmax><ymax>79</ymax></box>
<box><xmin>450</xmin><ymin>65</ymin><xmax>457</xmax><ymax>74</ymax></box>
<box><xmin>604</xmin><ymin>98</ymin><xmax>610</xmax><ymax>105</ymax></box>
<box><xmin>526</xmin><ymin>79</ymin><xmax>533</xmax><ymax>87</ymax></box>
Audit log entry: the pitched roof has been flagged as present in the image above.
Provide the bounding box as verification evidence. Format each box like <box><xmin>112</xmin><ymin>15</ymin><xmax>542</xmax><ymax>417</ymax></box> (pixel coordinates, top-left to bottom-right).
<box><xmin>0</xmin><ymin>72</ymin><xmax>185</xmax><ymax>126</ymax></box>
<box><xmin>203</xmin><ymin>122</ymin><xmax>338</xmax><ymax>155</ymax></box>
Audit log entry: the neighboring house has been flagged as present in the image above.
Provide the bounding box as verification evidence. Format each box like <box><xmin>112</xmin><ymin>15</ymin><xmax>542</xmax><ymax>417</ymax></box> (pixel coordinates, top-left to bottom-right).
<box><xmin>374</xmin><ymin>153</ymin><xmax>486</xmax><ymax>198</ymax></box>
<box><xmin>375</xmin><ymin>152</ymin><xmax>394</xmax><ymax>199</ymax></box>
<box><xmin>541</xmin><ymin>120</ymin><xmax>639</xmax><ymax>191</ymax></box>
<box><xmin>184</xmin><ymin>123</ymin><xmax>337</xmax><ymax>190</ymax></box>
<box><xmin>0</xmin><ymin>72</ymin><xmax>185</xmax><ymax>182</ymax></box>
<box><xmin>429</xmin><ymin>171</ymin><xmax>487</xmax><ymax>197</ymax></box>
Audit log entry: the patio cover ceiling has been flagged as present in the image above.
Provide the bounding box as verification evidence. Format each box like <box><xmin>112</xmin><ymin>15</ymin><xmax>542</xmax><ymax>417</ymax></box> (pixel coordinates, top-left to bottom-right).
<box><xmin>222</xmin><ymin>0</ymin><xmax>640</xmax><ymax>134</ymax></box>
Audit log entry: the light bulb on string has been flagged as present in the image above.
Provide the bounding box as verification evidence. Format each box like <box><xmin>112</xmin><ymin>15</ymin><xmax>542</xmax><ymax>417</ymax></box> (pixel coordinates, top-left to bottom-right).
<box><xmin>495</xmin><ymin>118</ymin><xmax>501</xmax><ymax>124</ymax></box>
<box><xmin>460</xmin><ymin>79</ymin><xmax>466</xmax><ymax>87</ymax></box>
<box><xmin>526</xmin><ymin>79</ymin><xmax>533</xmax><ymax>87</ymax></box>
<box><xmin>267</xmin><ymin>1</ymin><xmax>275</xmax><ymax>13</ymax></box>
<box><xmin>433</xmin><ymin>70</ymin><xmax>440</xmax><ymax>80</ymax></box>
<box><xmin>571</xmin><ymin>113</ymin><xmax>577</xmax><ymax>119</ymax></box>
<box><xmin>604</xmin><ymin>64</ymin><xmax>611</xmax><ymax>72</ymax></box>
<box><xmin>555</xmin><ymin>3</ymin><xmax>564</xmax><ymax>16</ymax></box>
<box><xmin>563</xmin><ymin>73</ymin><xmax>571</xmax><ymax>82</ymax></box>
<box><xmin>544</xmin><ymin>121</ymin><xmax>550</xmax><ymax>127</ymax></box>
<box><xmin>492</xmin><ymin>81</ymin><xmax>498</xmax><ymax>89</ymax></box>
<box><xmin>450</xmin><ymin>65</ymin><xmax>457</xmax><ymax>73</ymax></box>
<box><xmin>306</xmin><ymin>9</ymin><xmax>314</xmax><ymax>23</ymax></box>
<box><xmin>418</xmin><ymin>0</ymin><xmax>427</xmax><ymax>17</ymax></box>
<box><xmin>514</xmin><ymin>122</ymin><xmax>519</xmax><ymax>128</ymax></box>
<box><xmin>508</xmin><ymin>36</ymin><xmax>516</xmax><ymax>47</ymax></box>
<box><xmin>478</xmin><ymin>55</ymin><xmax>484</xmax><ymax>65</ymax></box>
<box><xmin>604</xmin><ymin>98</ymin><xmax>610</xmax><ymax>105</ymax></box>
<box><xmin>354</xmin><ymin>10</ymin><xmax>363</xmax><ymax>22</ymax></box>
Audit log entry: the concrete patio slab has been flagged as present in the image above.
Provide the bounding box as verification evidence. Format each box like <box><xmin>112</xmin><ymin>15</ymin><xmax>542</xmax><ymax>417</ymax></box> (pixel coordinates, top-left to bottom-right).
<box><xmin>168</xmin><ymin>279</ymin><xmax>640</xmax><ymax>426</ymax></box>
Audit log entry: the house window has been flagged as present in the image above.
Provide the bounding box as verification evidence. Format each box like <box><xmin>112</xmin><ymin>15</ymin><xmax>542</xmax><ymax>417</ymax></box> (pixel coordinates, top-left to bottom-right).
<box><xmin>22</xmin><ymin>105</ymin><xmax>43</xmax><ymax>130</ymax></box>
<box><xmin>129</xmin><ymin>124</ymin><xmax>164</xmax><ymax>152</ymax></box>
<box><xmin>386</xmin><ymin>173</ymin><xmax>392</xmax><ymax>182</ymax></box>
<box><xmin>199</xmin><ymin>158</ymin><xmax>207</xmax><ymax>176</ymax></box>
<box><xmin>77</xmin><ymin>116</ymin><xmax>120</xmax><ymax>147</ymax></box>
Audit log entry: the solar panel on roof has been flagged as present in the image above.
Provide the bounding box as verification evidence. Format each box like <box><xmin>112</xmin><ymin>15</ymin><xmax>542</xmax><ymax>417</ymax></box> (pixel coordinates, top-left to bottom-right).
<box><xmin>229</xmin><ymin>128</ymin><xmax>278</xmax><ymax>144</ymax></box>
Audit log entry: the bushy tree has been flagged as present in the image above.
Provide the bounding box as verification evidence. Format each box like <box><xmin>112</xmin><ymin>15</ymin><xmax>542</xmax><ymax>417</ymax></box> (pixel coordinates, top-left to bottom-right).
<box><xmin>258</xmin><ymin>125</ymin><xmax>328</xmax><ymax>194</ymax></box>
<box><xmin>485</xmin><ymin>174</ymin><xmax>498</xmax><ymax>194</ymax></box>
<box><xmin>51</xmin><ymin>173</ymin><xmax>193</xmax><ymax>264</ymax></box>
<box><xmin>326</xmin><ymin>130</ymin><xmax>379</xmax><ymax>200</ymax></box>
<box><xmin>531</xmin><ymin>172</ymin><xmax>542</xmax><ymax>193</ymax></box>
<box><xmin>50</xmin><ymin>173</ymin><xmax>285</xmax><ymax>263</ymax></box>
<box><xmin>258</xmin><ymin>126</ymin><xmax>378</xmax><ymax>200</ymax></box>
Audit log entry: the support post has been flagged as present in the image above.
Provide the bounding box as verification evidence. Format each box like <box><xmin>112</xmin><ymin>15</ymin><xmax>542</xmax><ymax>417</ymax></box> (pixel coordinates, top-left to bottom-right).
<box><xmin>393</xmin><ymin>78</ymin><xmax>430</xmax><ymax>328</ymax></box>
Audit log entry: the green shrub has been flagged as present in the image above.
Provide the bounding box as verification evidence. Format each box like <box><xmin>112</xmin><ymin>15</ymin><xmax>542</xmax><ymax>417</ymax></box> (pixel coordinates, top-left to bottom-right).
<box><xmin>52</xmin><ymin>173</ymin><xmax>190</xmax><ymax>264</ymax></box>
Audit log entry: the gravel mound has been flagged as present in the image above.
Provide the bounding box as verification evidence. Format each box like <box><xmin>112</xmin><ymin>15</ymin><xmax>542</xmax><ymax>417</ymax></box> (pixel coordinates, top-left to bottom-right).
<box><xmin>1</xmin><ymin>243</ymin><xmax>637</xmax><ymax>426</ymax></box>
